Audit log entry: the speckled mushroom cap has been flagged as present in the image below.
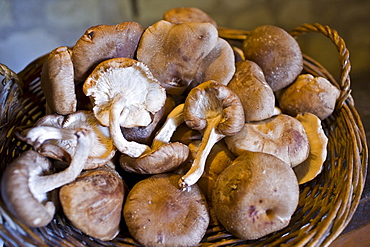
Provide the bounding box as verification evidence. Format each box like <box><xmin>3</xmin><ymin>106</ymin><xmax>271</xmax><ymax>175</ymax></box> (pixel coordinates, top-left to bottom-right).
<box><xmin>123</xmin><ymin>173</ymin><xmax>209</xmax><ymax>247</ymax></box>
<box><xmin>212</xmin><ymin>151</ymin><xmax>299</xmax><ymax>240</ymax></box>
<box><xmin>242</xmin><ymin>25</ymin><xmax>303</xmax><ymax>91</ymax></box>
<box><xmin>72</xmin><ymin>22</ymin><xmax>144</xmax><ymax>82</ymax></box>
<box><xmin>163</xmin><ymin>7</ymin><xmax>217</xmax><ymax>27</ymax></box>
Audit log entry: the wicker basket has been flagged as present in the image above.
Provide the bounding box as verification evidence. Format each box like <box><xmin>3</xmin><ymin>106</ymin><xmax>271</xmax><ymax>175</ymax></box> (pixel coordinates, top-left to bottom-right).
<box><xmin>0</xmin><ymin>23</ymin><xmax>368</xmax><ymax>247</ymax></box>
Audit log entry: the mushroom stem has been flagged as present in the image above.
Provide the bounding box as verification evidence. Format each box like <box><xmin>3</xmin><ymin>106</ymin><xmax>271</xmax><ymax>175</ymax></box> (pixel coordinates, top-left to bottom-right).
<box><xmin>30</xmin><ymin>128</ymin><xmax>94</xmax><ymax>197</ymax></box>
<box><xmin>109</xmin><ymin>94</ymin><xmax>151</xmax><ymax>158</ymax></box>
<box><xmin>179</xmin><ymin>117</ymin><xmax>225</xmax><ymax>189</ymax></box>
<box><xmin>152</xmin><ymin>103</ymin><xmax>184</xmax><ymax>149</ymax></box>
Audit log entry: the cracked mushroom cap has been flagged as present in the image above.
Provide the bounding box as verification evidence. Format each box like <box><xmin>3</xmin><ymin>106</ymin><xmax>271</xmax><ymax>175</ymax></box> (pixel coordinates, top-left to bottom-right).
<box><xmin>123</xmin><ymin>173</ymin><xmax>209</xmax><ymax>247</ymax></box>
<box><xmin>228</xmin><ymin>60</ymin><xmax>276</xmax><ymax>122</ymax></box>
<box><xmin>59</xmin><ymin>164</ymin><xmax>127</xmax><ymax>241</ymax></box>
<box><xmin>163</xmin><ymin>7</ymin><xmax>217</xmax><ymax>27</ymax></box>
<box><xmin>242</xmin><ymin>25</ymin><xmax>303</xmax><ymax>91</ymax></box>
<box><xmin>277</xmin><ymin>74</ymin><xmax>341</xmax><ymax>120</ymax></box>
<box><xmin>212</xmin><ymin>151</ymin><xmax>299</xmax><ymax>240</ymax></box>
<box><xmin>41</xmin><ymin>46</ymin><xmax>76</xmax><ymax>115</ymax></box>
<box><xmin>136</xmin><ymin>20</ymin><xmax>235</xmax><ymax>95</ymax></box>
<box><xmin>72</xmin><ymin>22</ymin><xmax>144</xmax><ymax>82</ymax></box>
<box><xmin>225</xmin><ymin>114</ymin><xmax>310</xmax><ymax>167</ymax></box>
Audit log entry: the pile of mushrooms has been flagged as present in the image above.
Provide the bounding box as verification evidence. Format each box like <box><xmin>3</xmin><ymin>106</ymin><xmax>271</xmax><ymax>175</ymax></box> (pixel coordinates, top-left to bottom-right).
<box><xmin>1</xmin><ymin>7</ymin><xmax>338</xmax><ymax>245</ymax></box>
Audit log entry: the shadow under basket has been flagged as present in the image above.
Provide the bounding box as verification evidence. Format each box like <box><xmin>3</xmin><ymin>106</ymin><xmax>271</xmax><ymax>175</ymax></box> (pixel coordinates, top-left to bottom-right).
<box><xmin>0</xmin><ymin>23</ymin><xmax>368</xmax><ymax>247</ymax></box>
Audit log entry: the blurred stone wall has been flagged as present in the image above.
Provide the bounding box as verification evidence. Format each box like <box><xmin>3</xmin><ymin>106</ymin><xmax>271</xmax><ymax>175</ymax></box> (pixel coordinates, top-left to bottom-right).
<box><xmin>0</xmin><ymin>0</ymin><xmax>369</xmax><ymax>79</ymax></box>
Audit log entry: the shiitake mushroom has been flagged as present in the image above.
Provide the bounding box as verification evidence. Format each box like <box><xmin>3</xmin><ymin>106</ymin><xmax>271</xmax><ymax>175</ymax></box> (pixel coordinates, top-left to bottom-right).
<box><xmin>123</xmin><ymin>173</ymin><xmax>209</xmax><ymax>247</ymax></box>
<box><xmin>212</xmin><ymin>151</ymin><xmax>299</xmax><ymax>240</ymax></box>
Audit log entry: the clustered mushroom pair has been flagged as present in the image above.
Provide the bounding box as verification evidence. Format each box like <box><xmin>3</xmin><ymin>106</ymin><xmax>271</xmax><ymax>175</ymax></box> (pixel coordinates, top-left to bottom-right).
<box><xmin>1</xmin><ymin>7</ymin><xmax>340</xmax><ymax>246</ymax></box>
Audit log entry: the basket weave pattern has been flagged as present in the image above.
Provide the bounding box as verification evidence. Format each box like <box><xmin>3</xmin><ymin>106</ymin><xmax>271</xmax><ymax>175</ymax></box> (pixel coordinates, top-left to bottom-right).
<box><xmin>0</xmin><ymin>23</ymin><xmax>368</xmax><ymax>247</ymax></box>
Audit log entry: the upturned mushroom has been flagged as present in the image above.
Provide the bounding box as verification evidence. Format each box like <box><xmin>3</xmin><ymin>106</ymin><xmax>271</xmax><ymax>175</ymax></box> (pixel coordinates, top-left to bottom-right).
<box><xmin>59</xmin><ymin>163</ymin><xmax>127</xmax><ymax>241</ymax></box>
<box><xmin>119</xmin><ymin>103</ymin><xmax>189</xmax><ymax>174</ymax></box>
<box><xmin>225</xmin><ymin>114</ymin><xmax>310</xmax><ymax>167</ymax></box>
<box><xmin>242</xmin><ymin>25</ymin><xmax>303</xmax><ymax>91</ymax></box>
<box><xmin>136</xmin><ymin>20</ymin><xmax>235</xmax><ymax>95</ymax></box>
<box><xmin>277</xmin><ymin>74</ymin><xmax>341</xmax><ymax>120</ymax></box>
<box><xmin>228</xmin><ymin>60</ymin><xmax>275</xmax><ymax>122</ymax></box>
<box><xmin>72</xmin><ymin>21</ymin><xmax>144</xmax><ymax>82</ymax></box>
<box><xmin>293</xmin><ymin>112</ymin><xmax>328</xmax><ymax>184</ymax></box>
<box><xmin>83</xmin><ymin>57</ymin><xmax>167</xmax><ymax>158</ymax></box>
<box><xmin>1</xmin><ymin>128</ymin><xmax>94</xmax><ymax>227</ymax></box>
<box><xmin>41</xmin><ymin>46</ymin><xmax>76</xmax><ymax>115</ymax></box>
<box><xmin>163</xmin><ymin>7</ymin><xmax>217</xmax><ymax>27</ymax></box>
<box><xmin>18</xmin><ymin>110</ymin><xmax>116</xmax><ymax>169</ymax></box>
<box><xmin>123</xmin><ymin>173</ymin><xmax>209</xmax><ymax>247</ymax></box>
<box><xmin>212</xmin><ymin>151</ymin><xmax>299</xmax><ymax>240</ymax></box>
<box><xmin>179</xmin><ymin>80</ymin><xmax>245</xmax><ymax>189</ymax></box>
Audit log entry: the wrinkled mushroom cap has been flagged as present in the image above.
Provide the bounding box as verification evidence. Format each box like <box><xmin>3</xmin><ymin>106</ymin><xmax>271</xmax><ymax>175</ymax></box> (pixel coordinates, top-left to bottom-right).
<box><xmin>163</xmin><ymin>7</ymin><xmax>217</xmax><ymax>27</ymax></box>
<box><xmin>225</xmin><ymin>114</ymin><xmax>310</xmax><ymax>167</ymax></box>
<box><xmin>137</xmin><ymin>20</ymin><xmax>235</xmax><ymax>95</ymax></box>
<box><xmin>83</xmin><ymin>57</ymin><xmax>166</xmax><ymax>128</ymax></box>
<box><xmin>228</xmin><ymin>60</ymin><xmax>275</xmax><ymax>121</ymax></box>
<box><xmin>242</xmin><ymin>25</ymin><xmax>303</xmax><ymax>91</ymax></box>
<box><xmin>123</xmin><ymin>173</ymin><xmax>209</xmax><ymax>247</ymax></box>
<box><xmin>212</xmin><ymin>151</ymin><xmax>299</xmax><ymax>240</ymax></box>
<box><xmin>41</xmin><ymin>46</ymin><xmax>76</xmax><ymax>115</ymax></box>
<box><xmin>72</xmin><ymin>22</ymin><xmax>144</xmax><ymax>82</ymax></box>
<box><xmin>60</xmin><ymin>164</ymin><xmax>126</xmax><ymax>241</ymax></box>
<box><xmin>277</xmin><ymin>74</ymin><xmax>341</xmax><ymax>120</ymax></box>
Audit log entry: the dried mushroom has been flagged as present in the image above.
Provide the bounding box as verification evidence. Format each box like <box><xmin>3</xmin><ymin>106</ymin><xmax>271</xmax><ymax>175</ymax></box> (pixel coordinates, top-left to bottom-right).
<box><xmin>225</xmin><ymin>114</ymin><xmax>310</xmax><ymax>167</ymax></box>
<box><xmin>60</xmin><ymin>163</ymin><xmax>127</xmax><ymax>241</ymax></box>
<box><xmin>123</xmin><ymin>173</ymin><xmax>209</xmax><ymax>247</ymax></box>
<box><xmin>212</xmin><ymin>151</ymin><xmax>299</xmax><ymax>240</ymax></box>
<box><xmin>72</xmin><ymin>22</ymin><xmax>144</xmax><ymax>82</ymax></box>
<box><xmin>179</xmin><ymin>80</ymin><xmax>244</xmax><ymax>189</ymax></box>
<box><xmin>136</xmin><ymin>20</ymin><xmax>235</xmax><ymax>95</ymax></box>
<box><xmin>293</xmin><ymin>112</ymin><xmax>328</xmax><ymax>184</ymax></box>
<box><xmin>242</xmin><ymin>25</ymin><xmax>303</xmax><ymax>91</ymax></box>
<box><xmin>1</xmin><ymin>128</ymin><xmax>94</xmax><ymax>227</ymax></box>
<box><xmin>83</xmin><ymin>57</ymin><xmax>166</xmax><ymax>158</ymax></box>
<box><xmin>228</xmin><ymin>60</ymin><xmax>275</xmax><ymax>121</ymax></box>
<box><xmin>41</xmin><ymin>46</ymin><xmax>76</xmax><ymax>115</ymax></box>
<box><xmin>277</xmin><ymin>74</ymin><xmax>341</xmax><ymax>120</ymax></box>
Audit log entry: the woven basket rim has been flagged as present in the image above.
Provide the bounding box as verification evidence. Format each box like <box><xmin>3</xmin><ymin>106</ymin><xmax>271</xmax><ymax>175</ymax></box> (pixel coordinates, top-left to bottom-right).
<box><xmin>0</xmin><ymin>22</ymin><xmax>368</xmax><ymax>247</ymax></box>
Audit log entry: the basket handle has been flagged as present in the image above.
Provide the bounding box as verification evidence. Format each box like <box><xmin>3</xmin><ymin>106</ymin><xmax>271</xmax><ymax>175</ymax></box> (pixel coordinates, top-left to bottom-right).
<box><xmin>289</xmin><ymin>23</ymin><xmax>351</xmax><ymax>111</ymax></box>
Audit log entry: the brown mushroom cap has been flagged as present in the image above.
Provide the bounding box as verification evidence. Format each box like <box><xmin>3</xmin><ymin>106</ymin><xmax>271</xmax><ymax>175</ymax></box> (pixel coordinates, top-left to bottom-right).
<box><xmin>119</xmin><ymin>142</ymin><xmax>189</xmax><ymax>174</ymax></box>
<box><xmin>163</xmin><ymin>7</ymin><xmax>217</xmax><ymax>27</ymax></box>
<box><xmin>242</xmin><ymin>25</ymin><xmax>303</xmax><ymax>91</ymax></box>
<box><xmin>277</xmin><ymin>74</ymin><xmax>341</xmax><ymax>120</ymax></box>
<box><xmin>41</xmin><ymin>46</ymin><xmax>76</xmax><ymax>115</ymax></box>
<box><xmin>59</xmin><ymin>164</ymin><xmax>126</xmax><ymax>241</ymax></box>
<box><xmin>228</xmin><ymin>60</ymin><xmax>275</xmax><ymax>121</ymax></box>
<box><xmin>1</xmin><ymin>150</ymin><xmax>56</xmax><ymax>227</ymax></box>
<box><xmin>136</xmin><ymin>20</ymin><xmax>235</xmax><ymax>95</ymax></box>
<box><xmin>212</xmin><ymin>151</ymin><xmax>299</xmax><ymax>240</ymax></box>
<box><xmin>72</xmin><ymin>22</ymin><xmax>144</xmax><ymax>82</ymax></box>
<box><xmin>123</xmin><ymin>173</ymin><xmax>209</xmax><ymax>247</ymax></box>
<box><xmin>225</xmin><ymin>114</ymin><xmax>310</xmax><ymax>167</ymax></box>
